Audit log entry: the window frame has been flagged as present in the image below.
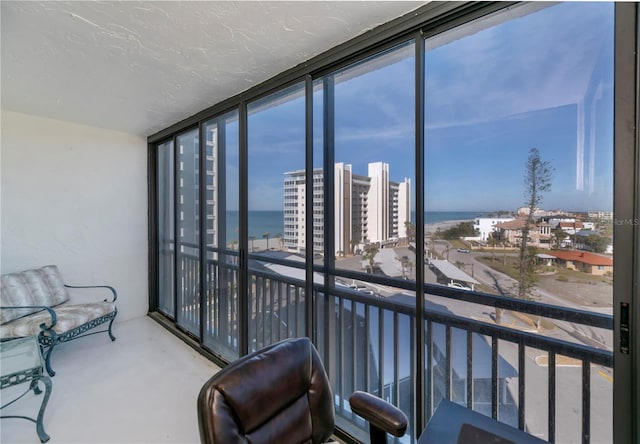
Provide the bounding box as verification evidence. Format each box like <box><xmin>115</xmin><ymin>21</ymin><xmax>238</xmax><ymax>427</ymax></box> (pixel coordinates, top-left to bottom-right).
<box><xmin>146</xmin><ymin>2</ymin><xmax>639</xmax><ymax>442</ymax></box>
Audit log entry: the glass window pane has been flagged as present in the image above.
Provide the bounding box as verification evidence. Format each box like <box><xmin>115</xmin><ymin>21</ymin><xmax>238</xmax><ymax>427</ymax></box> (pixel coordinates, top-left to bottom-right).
<box><xmin>176</xmin><ymin>128</ymin><xmax>200</xmax><ymax>335</ymax></box>
<box><xmin>247</xmin><ymin>83</ymin><xmax>306</xmax><ymax>351</ymax></box>
<box><xmin>315</xmin><ymin>41</ymin><xmax>417</xmax><ymax>443</ymax></box>
<box><xmin>331</xmin><ymin>43</ymin><xmax>416</xmax><ymax>281</ymax></box>
<box><xmin>157</xmin><ymin>139</ymin><xmax>175</xmax><ymax>317</ymax></box>
<box><xmin>203</xmin><ymin>111</ymin><xmax>240</xmax><ymax>361</ymax></box>
<box><xmin>424</xmin><ymin>3</ymin><xmax>613</xmax><ymax>442</ymax></box>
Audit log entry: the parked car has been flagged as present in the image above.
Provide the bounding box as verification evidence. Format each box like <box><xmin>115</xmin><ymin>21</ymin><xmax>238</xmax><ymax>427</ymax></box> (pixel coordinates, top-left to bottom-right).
<box><xmin>447</xmin><ymin>282</ymin><xmax>472</xmax><ymax>291</ymax></box>
<box><xmin>457</xmin><ymin>248</ymin><xmax>471</xmax><ymax>253</ymax></box>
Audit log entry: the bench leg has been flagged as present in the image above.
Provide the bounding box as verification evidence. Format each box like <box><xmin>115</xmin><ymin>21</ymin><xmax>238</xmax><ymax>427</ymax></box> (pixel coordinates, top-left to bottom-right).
<box><xmin>35</xmin><ymin>375</ymin><xmax>52</xmax><ymax>443</ymax></box>
<box><xmin>108</xmin><ymin>311</ymin><xmax>117</xmax><ymax>341</ymax></box>
<box><xmin>43</xmin><ymin>345</ymin><xmax>56</xmax><ymax>377</ymax></box>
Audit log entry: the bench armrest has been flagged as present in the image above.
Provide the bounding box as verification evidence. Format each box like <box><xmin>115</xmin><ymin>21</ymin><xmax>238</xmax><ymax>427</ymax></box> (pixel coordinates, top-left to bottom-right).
<box><xmin>0</xmin><ymin>305</ymin><xmax>57</xmax><ymax>330</ymax></box>
<box><xmin>349</xmin><ymin>391</ymin><xmax>408</xmax><ymax>438</ymax></box>
<box><xmin>64</xmin><ymin>284</ymin><xmax>117</xmax><ymax>303</ymax></box>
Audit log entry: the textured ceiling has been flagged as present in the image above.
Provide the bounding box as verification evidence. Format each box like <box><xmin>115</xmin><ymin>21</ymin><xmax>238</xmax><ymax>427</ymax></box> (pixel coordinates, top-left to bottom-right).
<box><xmin>1</xmin><ymin>1</ymin><xmax>423</xmax><ymax>137</ymax></box>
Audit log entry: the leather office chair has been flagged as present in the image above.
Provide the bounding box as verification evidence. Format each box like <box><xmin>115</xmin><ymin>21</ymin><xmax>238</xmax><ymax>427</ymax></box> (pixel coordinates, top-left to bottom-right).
<box><xmin>197</xmin><ymin>337</ymin><xmax>408</xmax><ymax>444</ymax></box>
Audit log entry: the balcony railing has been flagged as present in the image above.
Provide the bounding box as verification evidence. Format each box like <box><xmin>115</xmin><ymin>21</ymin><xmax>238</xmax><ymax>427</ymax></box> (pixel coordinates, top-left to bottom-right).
<box><xmin>163</xmin><ymin>246</ymin><xmax>613</xmax><ymax>443</ymax></box>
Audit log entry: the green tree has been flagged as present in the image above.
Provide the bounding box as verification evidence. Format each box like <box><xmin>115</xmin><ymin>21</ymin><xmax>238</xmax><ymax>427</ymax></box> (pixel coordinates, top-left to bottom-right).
<box><xmin>362</xmin><ymin>243</ymin><xmax>379</xmax><ymax>273</ymax></box>
<box><xmin>584</xmin><ymin>234</ymin><xmax>609</xmax><ymax>254</ymax></box>
<box><xmin>404</xmin><ymin>221</ymin><xmax>416</xmax><ymax>243</ymax></box>
<box><xmin>262</xmin><ymin>232</ymin><xmax>270</xmax><ymax>250</ymax></box>
<box><xmin>441</xmin><ymin>221</ymin><xmax>478</xmax><ymax>240</ymax></box>
<box><xmin>551</xmin><ymin>227</ymin><xmax>568</xmax><ymax>249</ymax></box>
<box><xmin>518</xmin><ymin>148</ymin><xmax>553</xmax><ymax>299</ymax></box>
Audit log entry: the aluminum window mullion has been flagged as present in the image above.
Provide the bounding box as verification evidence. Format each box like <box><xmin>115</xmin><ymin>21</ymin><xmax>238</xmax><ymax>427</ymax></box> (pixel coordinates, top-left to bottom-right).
<box><xmin>415</xmin><ymin>31</ymin><xmax>426</xmax><ymax>432</ymax></box>
<box><xmin>238</xmin><ymin>102</ymin><xmax>249</xmax><ymax>356</ymax></box>
<box><xmin>467</xmin><ymin>330</ymin><xmax>473</xmax><ymax>410</ymax></box>
<box><xmin>518</xmin><ymin>339</ymin><xmax>526</xmax><ymax>430</ymax></box>
<box><xmin>323</xmin><ymin>76</ymin><xmax>336</xmax><ymax>378</ymax></box>
<box><xmin>172</xmin><ymin>134</ymin><xmax>179</xmax><ymax>321</ymax></box>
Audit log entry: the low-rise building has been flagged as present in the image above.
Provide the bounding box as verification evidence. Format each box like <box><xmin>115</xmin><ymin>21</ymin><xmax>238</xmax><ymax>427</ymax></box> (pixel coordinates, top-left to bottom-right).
<box><xmin>493</xmin><ymin>218</ymin><xmax>552</xmax><ymax>248</ymax></box>
<box><xmin>548</xmin><ymin>250</ymin><xmax>613</xmax><ymax>275</ymax></box>
<box><xmin>473</xmin><ymin>217</ymin><xmax>515</xmax><ymax>241</ymax></box>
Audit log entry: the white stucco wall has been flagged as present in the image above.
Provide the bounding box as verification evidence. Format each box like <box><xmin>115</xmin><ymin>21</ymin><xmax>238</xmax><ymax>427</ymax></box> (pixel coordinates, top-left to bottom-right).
<box><xmin>1</xmin><ymin>111</ymin><xmax>148</xmax><ymax>321</ymax></box>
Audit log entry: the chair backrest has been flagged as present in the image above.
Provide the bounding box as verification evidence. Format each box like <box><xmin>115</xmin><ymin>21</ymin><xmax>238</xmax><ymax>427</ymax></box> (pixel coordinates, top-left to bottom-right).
<box><xmin>197</xmin><ymin>337</ymin><xmax>335</xmax><ymax>444</ymax></box>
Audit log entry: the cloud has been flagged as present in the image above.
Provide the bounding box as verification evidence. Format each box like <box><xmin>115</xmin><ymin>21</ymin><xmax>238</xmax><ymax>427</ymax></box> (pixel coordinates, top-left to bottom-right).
<box><xmin>424</xmin><ymin>2</ymin><xmax>613</xmax><ymax>130</ymax></box>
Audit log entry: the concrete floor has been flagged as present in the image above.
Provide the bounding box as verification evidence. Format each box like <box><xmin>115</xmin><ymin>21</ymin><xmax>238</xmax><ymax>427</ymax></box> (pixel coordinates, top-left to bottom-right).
<box><xmin>1</xmin><ymin>316</ymin><xmax>221</xmax><ymax>444</ymax></box>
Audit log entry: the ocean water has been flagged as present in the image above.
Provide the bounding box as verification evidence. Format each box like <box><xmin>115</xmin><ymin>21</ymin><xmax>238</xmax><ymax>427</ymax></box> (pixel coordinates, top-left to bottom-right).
<box><xmin>225</xmin><ymin>210</ymin><xmax>484</xmax><ymax>244</ymax></box>
<box><xmin>225</xmin><ymin>211</ymin><xmax>286</xmax><ymax>243</ymax></box>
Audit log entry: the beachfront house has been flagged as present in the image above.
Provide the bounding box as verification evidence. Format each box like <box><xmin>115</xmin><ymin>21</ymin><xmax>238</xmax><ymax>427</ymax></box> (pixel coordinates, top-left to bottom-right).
<box><xmin>473</xmin><ymin>217</ymin><xmax>516</xmax><ymax>242</ymax></box>
<box><xmin>548</xmin><ymin>250</ymin><xmax>614</xmax><ymax>276</ymax></box>
<box><xmin>2</xmin><ymin>2</ymin><xmax>638</xmax><ymax>444</ymax></box>
<box><xmin>493</xmin><ymin>218</ymin><xmax>553</xmax><ymax>249</ymax></box>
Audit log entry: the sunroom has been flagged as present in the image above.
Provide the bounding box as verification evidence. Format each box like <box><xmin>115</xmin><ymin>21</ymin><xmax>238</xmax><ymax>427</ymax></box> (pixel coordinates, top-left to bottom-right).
<box><xmin>2</xmin><ymin>2</ymin><xmax>638</xmax><ymax>443</ymax></box>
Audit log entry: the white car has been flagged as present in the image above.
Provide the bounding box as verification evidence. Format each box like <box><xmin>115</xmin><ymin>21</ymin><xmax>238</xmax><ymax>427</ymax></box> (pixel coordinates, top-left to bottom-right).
<box><xmin>447</xmin><ymin>282</ymin><xmax>472</xmax><ymax>291</ymax></box>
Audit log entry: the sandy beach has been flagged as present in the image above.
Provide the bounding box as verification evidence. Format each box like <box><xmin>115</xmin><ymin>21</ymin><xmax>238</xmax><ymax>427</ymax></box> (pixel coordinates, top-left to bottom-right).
<box><xmin>229</xmin><ymin>219</ymin><xmax>473</xmax><ymax>250</ymax></box>
<box><xmin>232</xmin><ymin>237</ymin><xmax>281</xmax><ymax>252</ymax></box>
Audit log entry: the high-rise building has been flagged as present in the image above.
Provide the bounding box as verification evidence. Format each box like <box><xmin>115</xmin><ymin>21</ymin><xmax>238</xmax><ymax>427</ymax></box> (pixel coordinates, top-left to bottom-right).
<box><xmin>284</xmin><ymin>162</ymin><xmax>411</xmax><ymax>256</ymax></box>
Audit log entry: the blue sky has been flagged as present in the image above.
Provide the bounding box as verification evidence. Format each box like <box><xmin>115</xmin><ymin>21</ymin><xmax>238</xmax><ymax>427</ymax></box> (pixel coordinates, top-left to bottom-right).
<box><xmin>240</xmin><ymin>2</ymin><xmax>614</xmax><ymax>213</ymax></box>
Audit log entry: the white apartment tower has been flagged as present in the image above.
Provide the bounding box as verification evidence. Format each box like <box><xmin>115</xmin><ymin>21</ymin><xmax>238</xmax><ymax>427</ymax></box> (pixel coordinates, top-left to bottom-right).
<box><xmin>284</xmin><ymin>162</ymin><xmax>411</xmax><ymax>256</ymax></box>
<box><xmin>367</xmin><ymin>162</ymin><xmax>389</xmax><ymax>244</ymax></box>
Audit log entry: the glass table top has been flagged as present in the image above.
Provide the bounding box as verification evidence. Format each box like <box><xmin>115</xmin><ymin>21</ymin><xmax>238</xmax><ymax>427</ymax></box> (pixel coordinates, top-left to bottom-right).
<box><xmin>1</xmin><ymin>336</ymin><xmax>43</xmax><ymax>377</ymax></box>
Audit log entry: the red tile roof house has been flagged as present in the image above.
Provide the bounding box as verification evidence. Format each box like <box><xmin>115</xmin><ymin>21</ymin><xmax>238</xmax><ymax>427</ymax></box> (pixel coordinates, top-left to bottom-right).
<box><xmin>548</xmin><ymin>250</ymin><xmax>614</xmax><ymax>275</ymax></box>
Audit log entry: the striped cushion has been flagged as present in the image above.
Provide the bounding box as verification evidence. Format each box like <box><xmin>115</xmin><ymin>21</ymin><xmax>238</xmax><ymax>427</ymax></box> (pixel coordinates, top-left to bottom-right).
<box><xmin>1</xmin><ymin>265</ymin><xmax>70</xmax><ymax>324</ymax></box>
<box><xmin>0</xmin><ymin>302</ymin><xmax>116</xmax><ymax>339</ymax></box>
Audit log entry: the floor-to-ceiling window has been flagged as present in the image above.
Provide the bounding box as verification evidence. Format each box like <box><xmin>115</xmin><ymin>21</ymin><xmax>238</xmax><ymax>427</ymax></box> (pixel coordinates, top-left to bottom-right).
<box><xmin>422</xmin><ymin>4</ymin><xmax>614</xmax><ymax>442</ymax></box>
<box><xmin>150</xmin><ymin>2</ymin><xmax>635</xmax><ymax>443</ymax></box>
<box><xmin>313</xmin><ymin>41</ymin><xmax>419</xmax><ymax>441</ymax></box>
<box><xmin>247</xmin><ymin>83</ymin><xmax>308</xmax><ymax>351</ymax></box>
<box><xmin>175</xmin><ymin>129</ymin><xmax>201</xmax><ymax>336</ymax></box>
<box><xmin>202</xmin><ymin>110</ymin><xmax>240</xmax><ymax>362</ymax></box>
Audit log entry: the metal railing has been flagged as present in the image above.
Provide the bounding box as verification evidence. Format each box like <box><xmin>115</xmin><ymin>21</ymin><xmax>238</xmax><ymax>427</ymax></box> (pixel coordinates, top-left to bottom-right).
<box><xmin>161</xmin><ymin>247</ymin><xmax>613</xmax><ymax>443</ymax></box>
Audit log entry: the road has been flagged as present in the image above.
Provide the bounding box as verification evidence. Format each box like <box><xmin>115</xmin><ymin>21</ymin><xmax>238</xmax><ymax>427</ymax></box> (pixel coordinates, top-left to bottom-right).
<box><xmin>430</xmin><ymin>240</ymin><xmax>613</xmax><ymax>351</ymax></box>
<box><xmin>428</xmin><ymin>240</ymin><xmax>613</xmax><ymax>442</ymax></box>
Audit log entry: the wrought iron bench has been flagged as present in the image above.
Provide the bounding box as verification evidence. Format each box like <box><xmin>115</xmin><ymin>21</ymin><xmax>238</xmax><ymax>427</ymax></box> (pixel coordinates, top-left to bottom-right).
<box><xmin>0</xmin><ymin>265</ymin><xmax>117</xmax><ymax>376</ymax></box>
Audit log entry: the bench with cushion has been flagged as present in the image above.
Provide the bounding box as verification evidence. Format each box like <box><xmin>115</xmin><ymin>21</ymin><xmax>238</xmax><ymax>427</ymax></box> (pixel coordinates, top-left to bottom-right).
<box><xmin>0</xmin><ymin>265</ymin><xmax>117</xmax><ymax>376</ymax></box>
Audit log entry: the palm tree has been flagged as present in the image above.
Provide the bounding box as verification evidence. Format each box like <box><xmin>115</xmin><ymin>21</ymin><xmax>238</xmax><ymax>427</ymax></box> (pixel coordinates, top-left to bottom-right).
<box><xmin>262</xmin><ymin>232</ymin><xmax>270</xmax><ymax>251</ymax></box>
<box><xmin>249</xmin><ymin>235</ymin><xmax>255</xmax><ymax>252</ymax></box>
<box><xmin>487</xmin><ymin>234</ymin><xmax>500</xmax><ymax>262</ymax></box>
<box><xmin>274</xmin><ymin>233</ymin><xmax>283</xmax><ymax>250</ymax></box>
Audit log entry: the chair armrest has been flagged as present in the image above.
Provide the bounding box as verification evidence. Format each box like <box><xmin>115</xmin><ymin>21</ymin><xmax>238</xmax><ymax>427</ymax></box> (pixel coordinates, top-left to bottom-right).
<box><xmin>64</xmin><ymin>284</ymin><xmax>117</xmax><ymax>303</ymax></box>
<box><xmin>349</xmin><ymin>391</ymin><xmax>408</xmax><ymax>438</ymax></box>
<box><xmin>0</xmin><ymin>305</ymin><xmax>57</xmax><ymax>330</ymax></box>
